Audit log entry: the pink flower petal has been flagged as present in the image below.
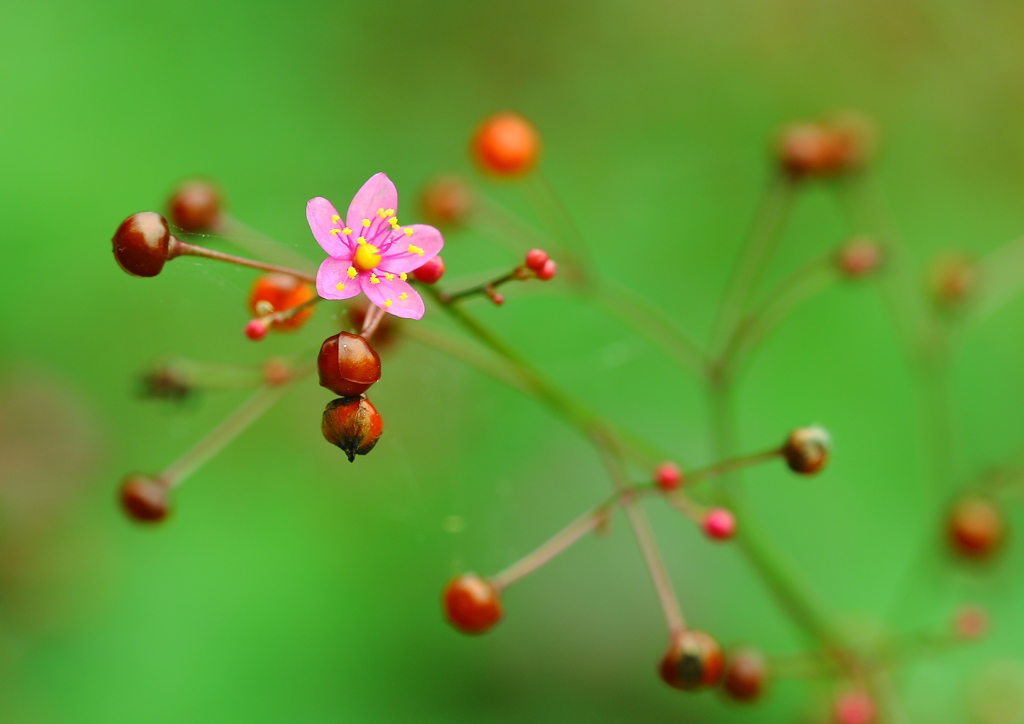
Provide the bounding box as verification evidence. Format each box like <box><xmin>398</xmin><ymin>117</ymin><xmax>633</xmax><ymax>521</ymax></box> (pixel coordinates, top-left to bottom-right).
<box><xmin>378</xmin><ymin>224</ymin><xmax>444</xmax><ymax>273</ymax></box>
<box><xmin>306</xmin><ymin>197</ymin><xmax>351</xmax><ymax>257</ymax></box>
<box><xmin>316</xmin><ymin>256</ymin><xmax>361</xmax><ymax>300</ymax></box>
<box><xmin>346</xmin><ymin>173</ymin><xmax>398</xmax><ymax>232</ymax></box>
<box><xmin>359</xmin><ymin>272</ymin><xmax>425</xmax><ymax>320</ymax></box>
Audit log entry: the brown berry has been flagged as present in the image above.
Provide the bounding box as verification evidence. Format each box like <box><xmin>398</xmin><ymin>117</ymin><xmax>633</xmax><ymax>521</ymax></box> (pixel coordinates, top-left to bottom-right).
<box><xmin>321</xmin><ymin>396</ymin><xmax>383</xmax><ymax>462</ymax></box>
<box><xmin>659</xmin><ymin>630</ymin><xmax>724</xmax><ymax>690</ymax></box>
<box><xmin>471</xmin><ymin>112</ymin><xmax>541</xmax><ymax>177</ymax></box>
<box><xmin>419</xmin><ymin>175</ymin><xmax>473</xmax><ymax>226</ymax></box>
<box><xmin>782</xmin><ymin>426</ymin><xmax>830</xmax><ymax>475</ymax></box>
<box><xmin>776</xmin><ymin>122</ymin><xmax>859</xmax><ymax>178</ymax></box>
<box><xmin>317</xmin><ymin>333</ymin><xmax>381</xmax><ymax>397</ymax></box>
<box><xmin>248</xmin><ymin>273</ymin><xmax>316</xmax><ymax>331</ymax></box>
<box><xmin>119</xmin><ymin>475</ymin><xmax>170</xmax><ymax>522</ymax></box>
<box><xmin>948</xmin><ymin>496</ymin><xmax>1006</xmax><ymax>559</ymax></box>
<box><xmin>112</xmin><ymin>212</ymin><xmax>177</xmax><ymax>277</ymax></box>
<box><xmin>442</xmin><ymin>573</ymin><xmax>502</xmax><ymax>634</ymax></box>
<box><xmin>722</xmin><ymin>647</ymin><xmax>768</xmax><ymax>702</ymax></box>
<box><xmin>167</xmin><ymin>179</ymin><xmax>223</xmax><ymax>233</ymax></box>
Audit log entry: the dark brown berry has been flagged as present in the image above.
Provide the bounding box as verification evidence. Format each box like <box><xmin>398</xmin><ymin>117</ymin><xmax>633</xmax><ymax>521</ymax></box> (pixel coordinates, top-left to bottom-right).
<box><xmin>948</xmin><ymin>496</ymin><xmax>1005</xmax><ymax>559</ymax></box>
<box><xmin>119</xmin><ymin>475</ymin><xmax>170</xmax><ymax>522</ymax></box>
<box><xmin>112</xmin><ymin>212</ymin><xmax>176</xmax><ymax>277</ymax></box>
<box><xmin>317</xmin><ymin>333</ymin><xmax>381</xmax><ymax>397</ymax></box>
<box><xmin>442</xmin><ymin>574</ymin><xmax>502</xmax><ymax>634</ymax></box>
<box><xmin>659</xmin><ymin>630</ymin><xmax>724</xmax><ymax>690</ymax></box>
<box><xmin>167</xmin><ymin>179</ymin><xmax>223</xmax><ymax>233</ymax></box>
<box><xmin>722</xmin><ymin>647</ymin><xmax>768</xmax><ymax>702</ymax></box>
<box><xmin>321</xmin><ymin>396</ymin><xmax>383</xmax><ymax>462</ymax></box>
<box><xmin>782</xmin><ymin>426</ymin><xmax>830</xmax><ymax>475</ymax></box>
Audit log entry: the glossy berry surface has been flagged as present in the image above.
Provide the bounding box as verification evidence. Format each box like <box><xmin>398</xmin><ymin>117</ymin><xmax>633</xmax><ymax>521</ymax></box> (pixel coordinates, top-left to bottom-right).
<box><xmin>248</xmin><ymin>273</ymin><xmax>316</xmax><ymax>331</ymax></box>
<box><xmin>524</xmin><ymin>249</ymin><xmax>549</xmax><ymax>271</ymax></box>
<box><xmin>659</xmin><ymin>630</ymin><xmax>724</xmax><ymax>690</ymax></box>
<box><xmin>168</xmin><ymin>179</ymin><xmax>222</xmax><ymax>233</ymax></box>
<box><xmin>722</xmin><ymin>647</ymin><xmax>767</xmax><ymax>702</ymax></box>
<box><xmin>782</xmin><ymin>426</ymin><xmax>830</xmax><ymax>474</ymax></box>
<box><xmin>119</xmin><ymin>476</ymin><xmax>170</xmax><ymax>523</ymax></box>
<box><xmin>442</xmin><ymin>574</ymin><xmax>502</xmax><ymax>634</ymax></box>
<box><xmin>412</xmin><ymin>255</ymin><xmax>446</xmax><ymax>285</ymax></box>
<box><xmin>653</xmin><ymin>462</ymin><xmax>683</xmax><ymax>491</ymax></box>
<box><xmin>318</xmin><ymin>333</ymin><xmax>381</xmax><ymax>397</ymax></box>
<box><xmin>471</xmin><ymin>112</ymin><xmax>540</xmax><ymax>176</ymax></box>
<box><xmin>536</xmin><ymin>259</ymin><xmax>557</xmax><ymax>281</ymax></box>
<box><xmin>703</xmin><ymin>508</ymin><xmax>736</xmax><ymax>541</ymax></box>
<box><xmin>112</xmin><ymin>211</ymin><xmax>173</xmax><ymax>277</ymax></box>
<box><xmin>321</xmin><ymin>396</ymin><xmax>383</xmax><ymax>462</ymax></box>
<box><xmin>948</xmin><ymin>496</ymin><xmax>1005</xmax><ymax>559</ymax></box>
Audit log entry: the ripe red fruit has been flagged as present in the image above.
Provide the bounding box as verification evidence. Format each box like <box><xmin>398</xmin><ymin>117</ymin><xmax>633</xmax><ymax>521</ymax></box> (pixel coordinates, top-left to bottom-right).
<box><xmin>654</xmin><ymin>462</ymin><xmax>683</xmax><ymax>491</ymax></box>
<box><xmin>782</xmin><ymin>426</ymin><xmax>830</xmax><ymax>475</ymax></box>
<box><xmin>419</xmin><ymin>176</ymin><xmax>473</xmax><ymax>226</ymax></box>
<box><xmin>167</xmin><ymin>179</ymin><xmax>223</xmax><ymax>233</ymax></box>
<box><xmin>948</xmin><ymin>496</ymin><xmax>1005</xmax><ymax>559</ymax></box>
<box><xmin>248</xmin><ymin>273</ymin><xmax>316</xmax><ymax>331</ymax></box>
<box><xmin>321</xmin><ymin>396</ymin><xmax>383</xmax><ymax>462</ymax></box>
<box><xmin>524</xmin><ymin>249</ymin><xmax>549</xmax><ymax>271</ymax></box>
<box><xmin>471</xmin><ymin>112</ymin><xmax>541</xmax><ymax>177</ymax></box>
<box><xmin>412</xmin><ymin>255</ymin><xmax>446</xmax><ymax>285</ymax></box>
<box><xmin>659</xmin><ymin>630</ymin><xmax>724</xmax><ymax>690</ymax></box>
<box><xmin>112</xmin><ymin>211</ymin><xmax>177</xmax><ymax>277</ymax></box>
<box><xmin>244</xmin><ymin>319</ymin><xmax>267</xmax><ymax>341</ymax></box>
<box><xmin>702</xmin><ymin>508</ymin><xmax>736</xmax><ymax>541</ymax></box>
<box><xmin>442</xmin><ymin>573</ymin><xmax>502</xmax><ymax>634</ymax></box>
<box><xmin>317</xmin><ymin>332</ymin><xmax>381</xmax><ymax>397</ymax></box>
<box><xmin>536</xmin><ymin>259</ymin><xmax>557</xmax><ymax>281</ymax></box>
<box><xmin>119</xmin><ymin>475</ymin><xmax>170</xmax><ymax>523</ymax></box>
<box><xmin>722</xmin><ymin>647</ymin><xmax>767</xmax><ymax>702</ymax></box>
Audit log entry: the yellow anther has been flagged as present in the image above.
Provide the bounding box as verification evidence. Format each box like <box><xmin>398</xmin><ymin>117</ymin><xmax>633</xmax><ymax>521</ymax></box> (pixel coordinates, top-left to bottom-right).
<box><xmin>331</xmin><ymin>214</ymin><xmax>340</xmax><ymax>224</ymax></box>
<box><xmin>384</xmin><ymin>272</ymin><xmax>394</xmax><ymax>281</ymax></box>
<box><xmin>399</xmin><ymin>272</ymin><xmax>408</xmax><ymax>281</ymax></box>
<box><xmin>383</xmin><ymin>298</ymin><xmax>392</xmax><ymax>308</ymax></box>
<box><xmin>370</xmin><ymin>274</ymin><xmax>380</xmax><ymax>285</ymax></box>
<box><xmin>404</xmin><ymin>227</ymin><xmax>414</xmax><ymax>236</ymax></box>
<box><xmin>407</xmin><ymin>244</ymin><xmax>424</xmax><ymax>256</ymax></box>
<box><xmin>376</xmin><ymin>208</ymin><xmax>387</xmax><ymax>218</ymax></box>
<box><xmin>342</xmin><ymin>227</ymin><xmax>352</xmax><ymax>235</ymax></box>
<box><xmin>335</xmin><ymin>282</ymin><xmax>345</xmax><ymax>291</ymax></box>
<box><xmin>389</xmin><ymin>217</ymin><xmax>400</xmax><ymax>229</ymax></box>
<box><xmin>384</xmin><ymin>208</ymin><xmax>395</xmax><ymax>217</ymax></box>
<box><xmin>347</xmin><ymin>266</ymin><xmax>358</xmax><ymax>279</ymax></box>
<box><xmin>362</xmin><ymin>218</ymin><xmax>371</xmax><ymax>228</ymax></box>
<box><xmin>356</xmin><ymin>236</ymin><xmax>366</xmax><ymax>245</ymax></box>
<box><xmin>354</xmin><ymin>244</ymin><xmax>382</xmax><ymax>272</ymax></box>
<box><xmin>329</xmin><ymin>228</ymin><xmax>341</xmax><ymax>235</ymax></box>
<box><xmin>399</xmin><ymin>292</ymin><xmax>408</xmax><ymax>300</ymax></box>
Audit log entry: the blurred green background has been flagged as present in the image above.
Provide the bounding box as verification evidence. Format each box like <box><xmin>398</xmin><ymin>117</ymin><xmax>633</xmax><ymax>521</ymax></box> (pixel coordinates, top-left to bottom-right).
<box><xmin>3</xmin><ymin>1</ymin><xmax>1024</xmax><ymax>722</ymax></box>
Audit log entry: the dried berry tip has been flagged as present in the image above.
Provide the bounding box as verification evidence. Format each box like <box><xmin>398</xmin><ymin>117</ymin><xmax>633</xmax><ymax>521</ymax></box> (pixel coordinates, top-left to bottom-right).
<box><xmin>443</xmin><ymin>573</ymin><xmax>503</xmax><ymax>634</ymax></box>
<box><xmin>782</xmin><ymin>426</ymin><xmax>830</xmax><ymax>475</ymax></box>
<box><xmin>659</xmin><ymin>630</ymin><xmax>724</xmax><ymax>690</ymax></box>
<box><xmin>654</xmin><ymin>462</ymin><xmax>683</xmax><ymax>491</ymax></box>
<box><xmin>321</xmin><ymin>396</ymin><xmax>383</xmax><ymax>462</ymax></box>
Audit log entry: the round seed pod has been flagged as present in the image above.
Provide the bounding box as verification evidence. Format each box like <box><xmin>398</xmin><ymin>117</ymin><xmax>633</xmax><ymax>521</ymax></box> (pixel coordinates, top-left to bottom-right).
<box><xmin>112</xmin><ymin>212</ymin><xmax>176</xmax><ymax>278</ymax></box>
<box><xmin>321</xmin><ymin>396</ymin><xmax>383</xmax><ymax>462</ymax></box>
<box><xmin>782</xmin><ymin>426</ymin><xmax>831</xmax><ymax>475</ymax></box>
<box><xmin>948</xmin><ymin>496</ymin><xmax>1006</xmax><ymax>560</ymax></box>
<box><xmin>119</xmin><ymin>475</ymin><xmax>170</xmax><ymax>523</ymax></box>
<box><xmin>659</xmin><ymin>630</ymin><xmax>724</xmax><ymax>690</ymax></box>
<box><xmin>722</xmin><ymin>647</ymin><xmax>768</xmax><ymax>702</ymax></box>
<box><xmin>317</xmin><ymin>333</ymin><xmax>381</xmax><ymax>397</ymax></box>
<box><xmin>442</xmin><ymin>573</ymin><xmax>503</xmax><ymax>635</ymax></box>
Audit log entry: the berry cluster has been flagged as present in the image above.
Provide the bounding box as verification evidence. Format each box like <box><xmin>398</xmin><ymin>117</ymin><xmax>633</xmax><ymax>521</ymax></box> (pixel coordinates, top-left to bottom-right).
<box><xmin>113</xmin><ymin>111</ymin><xmax>1015</xmax><ymax>721</ymax></box>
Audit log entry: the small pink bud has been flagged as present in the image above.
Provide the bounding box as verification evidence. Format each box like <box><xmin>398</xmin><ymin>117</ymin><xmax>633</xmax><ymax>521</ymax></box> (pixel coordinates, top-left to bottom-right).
<box><xmin>703</xmin><ymin>508</ymin><xmax>736</xmax><ymax>540</ymax></box>
<box><xmin>536</xmin><ymin>259</ymin><xmax>557</xmax><ymax>281</ymax></box>
<box><xmin>412</xmin><ymin>255</ymin><xmax>446</xmax><ymax>285</ymax></box>
<box><xmin>953</xmin><ymin>605</ymin><xmax>988</xmax><ymax>640</ymax></box>
<box><xmin>653</xmin><ymin>462</ymin><xmax>683</xmax><ymax>491</ymax></box>
<box><xmin>525</xmin><ymin>248</ymin><xmax>549</xmax><ymax>271</ymax></box>
<box><xmin>244</xmin><ymin>319</ymin><xmax>267</xmax><ymax>341</ymax></box>
<box><xmin>833</xmin><ymin>690</ymin><xmax>876</xmax><ymax>724</ymax></box>
<box><xmin>490</xmin><ymin>292</ymin><xmax>505</xmax><ymax>306</ymax></box>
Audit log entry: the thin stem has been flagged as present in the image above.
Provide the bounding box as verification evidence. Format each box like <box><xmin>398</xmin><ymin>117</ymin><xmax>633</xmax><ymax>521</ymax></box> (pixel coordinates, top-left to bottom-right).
<box><xmin>360</xmin><ymin>304</ymin><xmax>386</xmax><ymax>340</ymax></box>
<box><xmin>170</xmin><ymin>239</ymin><xmax>317</xmax><ymax>284</ymax></box>
<box><xmin>443</xmin><ymin>268</ymin><xmax>527</xmax><ymax>303</ymax></box>
<box><xmin>263</xmin><ymin>296</ymin><xmax>321</xmax><ymax>325</ymax></box>
<box><xmin>711</xmin><ymin>173</ymin><xmax>798</xmax><ymax>353</ymax></box>
<box><xmin>622</xmin><ymin>492</ymin><xmax>686</xmax><ymax>637</ymax></box>
<box><xmin>215</xmin><ymin>214</ymin><xmax>319</xmax><ymax>274</ymax></box>
<box><xmin>159</xmin><ymin>384</ymin><xmax>291</xmax><ymax>488</ymax></box>
<box><xmin>490</xmin><ymin>491</ymin><xmax>618</xmax><ymax>591</ymax></box>
<box><xmin>685</xmin><ymin>446</ymin><xmax>784</xmax><ymax>484</ymax></box>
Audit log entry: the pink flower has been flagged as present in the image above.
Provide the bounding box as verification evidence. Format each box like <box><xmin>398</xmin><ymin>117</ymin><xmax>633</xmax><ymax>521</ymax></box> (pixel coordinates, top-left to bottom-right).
<box><xmin>307</xmin><ymin>173</ymin><xmax>444</xmax><ymax>320</ymax></box>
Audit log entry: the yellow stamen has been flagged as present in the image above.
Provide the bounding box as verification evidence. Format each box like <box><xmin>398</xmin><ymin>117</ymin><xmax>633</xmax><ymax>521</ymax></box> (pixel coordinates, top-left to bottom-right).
<box><xmin>399</xmin><ymin>292</ymin><xmax>408</xmax><ymax>300</ymax></box>
<box><xmin>329</xmin><ymin>228</ymin><xmax>341</xmax><ymax>235</ymax></box>
<box><xmin>362</xmin><ymin>218</ymin><xmax>371</xmax><ymax>228</ymax></box>
<box><xmin>331</xmin><ymin>214</ymin><xmax>340</xmax><ymax>224</ymax></box>
<box><xmin>335</xmin><ymin>282</ymin><xmax>345</xmax><ymax>291</ymax></box>
<box><xmin>376</xmin><ymin>208</ymin><xmax>387</xmax><ymax>218</ymax></box>
<box><xmin>384</xmin><ymin>272</ymin><xmax>394</xmax><ymax>281</ymax></box>
<box><xmin>389</xmin><ymin>217</ymin><xmax>400</xmax><ymax>229</ymax></box>
<box><xmin>347</xmin><ymin>266</ymin><xmax>358</xmax><ymax>279</ymax></box>
<box><xmin>399</xmin><ymin>272</ymin><xmax>408</xmax><ymax>281</ymax></box>
<box><xmin>354</xmin><ymin>244</ymin><xmax>382</xmax><ymax>272</ymax></box>
<box><xmin>404</xmin><ymin>227</ymin><xmax>414</xmax><ymax>236</ymax></box>
<box><xmin>407</xmin><ymin>244</ymin><xmax>424</xmax><ymax>256</ymax></box>
<box><xmin>383</xmin><ymin>298</ymin><xmax>392</xmax><ymax>308</ymax></box>
<box><xmin>356</xmin><ymin>236</ymin><xmax>366</xmax><ymax>245</ymax></box>
<box><xmin>370</xmin><ymin>274</ymin><xmax>380</xmax><ymax>284</ymax></box>
<box><xmin>342</xmin><ymin>227</ymin><xmax>352</xmax><ymax>235</ymax></box>
<box><xmin>384</xmin><ymin>208</ymin><xmax>395</xmax><ymax>217</ymax></box>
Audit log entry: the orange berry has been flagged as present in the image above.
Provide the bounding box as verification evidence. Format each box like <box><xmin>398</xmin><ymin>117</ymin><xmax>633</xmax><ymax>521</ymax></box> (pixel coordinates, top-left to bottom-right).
<box><xmin>659</xmin><ymin>630</ymin><xmax>724</xmax><ymax>690</ymax></box>
<box><xmin>317</xmin><ymin>332</ymin><xmax>381</xmax><ymax>397</ymax></box>
<box><xmin>442</xmin><ymin>574</ymin><xmax>502</xmax><ymax>634</ymax></box>
<box><xmin>321</xmin><ymin>397</ymin><xmax>383</xmax><ymax>462</ymax></box>
<box><xmin>471</xmin><ymin>112</ymin><xmax>540</xmax><ymax>177</ymax></box>
<box><xmin>247</xmin><ymin>273</ymin><xmax>316</xmax><ymax>331</ymax></box>
<box><xmin>948</xmin><ymin>496</ymin><xmax>1005</xmax><ymax>560</ymax></box>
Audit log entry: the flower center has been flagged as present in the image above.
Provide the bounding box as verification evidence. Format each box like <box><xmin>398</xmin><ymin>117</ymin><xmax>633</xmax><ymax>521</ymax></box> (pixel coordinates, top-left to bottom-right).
<box><xmin>353</xmin><ymin>244</ymin><xmax>381</xmax><ymax>272</ymax></box>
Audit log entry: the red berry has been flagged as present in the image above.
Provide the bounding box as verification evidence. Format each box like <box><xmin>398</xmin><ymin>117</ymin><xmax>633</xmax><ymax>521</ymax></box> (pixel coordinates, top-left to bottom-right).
<box><xmin>471</xmin><ymin>112</ymin><xmax>541</xmax><ymax>177</ymax></box>
<box><xmin>782</xmin><ymin>426</ymin><xmax>830</xmax><ymax>475</ymax></box>
<box><xmin>833</xmin><ymin>689</ymin><xmax>876</xmax><ymax>724</ymax></box>
<box><xmin>722</xmin><ymin>647</ymin><xmax>768</xmax><ymax>702</ymax></box>
<box><xmin>119</xmin><ymin>475</ymin><xmax>170</xmax><ymax>523</ymax></box>
<box><xmin>321</xmin><ymin>396</ymin><xmax>383</xmax><ymax>462</ymax></box>
<box><xmin>244</xmin><ymin>319</ymin><xmax>267</xmax><ymax>341</ymax></box>
<box><xmin>490</xmin><ymin>292</ymin><xmax>505</xmax><ymax>306</ymax></box>
<box><xmin>167</xmin><ymin>179</ymin><xmax>222</xmax><ymax>233</ymax></box>
<box><xmin>112</xmin><ymin>211</ymin><xmax>176</xmax><ymax>277</ymax></box>
<box><xmin>536</xmin><ymin>259</ymin><xmax>557</xmax><ymax>281</ymax></box>
<box><xmin>443</xmin><ymin>574</ymin><xmax>502</xmax><ymax>634</ymax></box>
<box><xmin>524</xmin><ymin>249</ymin><xmax>549</xmax><ymax>271</ymax></box>
<box><xmin>948</xmin><ymin>496</ymin><xmax>1005</xmax><ymax>559</ymax></box>
<box><xmin>659</xmin><ymin>630</ymin><xmax>724</xmax><ymax>690</ymax></box>
<box><xmin>419</xmin><ymin>176</ymin><xmax>473</xmax><ymax>226</ymax></box>
<box><xmin>776</xmin><ymin>122</ymin><xmax>861</xmax><ymax>178</ymax></box>
<box><xmin>654</xmin><ymin>462</ymin><xmax>683</xmax><ymax>491</ymax></box>
<box><xmin>248</xmin><ymin>273</ymin><xmax>316</xmax><ymax>331</ymax></box>
<box><xmin>702</xmin><ymin>508</ymin><xmax>736</xmax><ymax>541</ymax></box>
<box><xmin>412</xmin><ymin>256</ymin><xmax>446</xmax><ymax>285</ymax></box>
<box><xmin>317</xmin><ymin>332</ymin><xmax>381</xmax><ymax>397</ymax></box>
<box><xmin>837</xmin><ymin>237</ymin><xmax>883</xmax><ymax>278</ymax></box>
